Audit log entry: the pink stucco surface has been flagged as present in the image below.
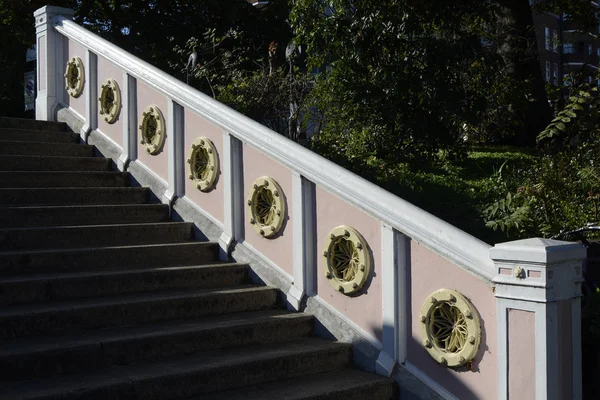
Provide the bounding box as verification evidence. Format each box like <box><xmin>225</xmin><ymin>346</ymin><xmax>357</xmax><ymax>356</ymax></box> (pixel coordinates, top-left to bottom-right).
<box><xmin>96</xmin><ymin>55</ymin><xmax>123</xmax><ymax>148</ymax></box>
<box><xmin>557</xmin><ymin>300</ymin><xmax>573</xmax><ymax>399</ymax></box>
<box><xmin>136</xmin><ymin>81</ymin><xmax>169</xmax><ymax>183</ymax></box>
<box><xmin>508</xmin><ymin>309</ymin><xmax>535</xmax><ymax>400</ymax></box>
<box><xmin>66</xmin><ymin>39</ymin><xmax>86</xmax><ymax>118</ymax></box>
<box><xmin>181</xmin><ymin>110</ymin><xmax>224</xmax><ymax>225</ymax></box>
<box><xmin>242</xmin><ymin>145</ymin><xmax>293</xmax><ymax>277</ymax></box>
<box><xmin>408</xmin><ymin>242</ymin><xmax>497</xmax><ymax>400</ymax></box>
<box><xmin>314</xmin><ymin>186</ymin><xmax>383</xmax><ymax>342</ymax></box>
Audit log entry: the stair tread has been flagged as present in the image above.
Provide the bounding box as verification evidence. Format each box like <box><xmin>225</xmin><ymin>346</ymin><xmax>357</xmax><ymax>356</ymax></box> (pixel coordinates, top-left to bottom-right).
<box><xmin>192</xmin><ymin>368</ymin><xmax>394</xmax><ymax>400</ymax></box>
<box><xmin>0</xmin><ymin>337</ymin><xmax>349</xmax><ymax>399</ymax></box>
<box><xmin>0</xmin><ymin>309</ymin><xmax>310</xmax><ymax>357</ymax></box>
<box><xmin>0</xmin><ymin>154</ymin><xmax>105</xmax><ymax>161</ymax></box>
<box><xmin>0</xmin><ymin>221</ymin><xmax>192</xmax><ymax>233</ymax></box>
<box><xmin>0</xmin><ymin>128</ymin><xmax>77</xmax><ymax>135</ymax></box>
<box><xmin>0</xmin><ymin>118</ymin><xmax>67</xmax><ymax>131</ymax></box>
<box><xmin>0</xmin><ymin>170</ymin><xmax>124</xmax><ymax>176</ymax></box>
<box><xmin>0</xmin><ymin>284</ymin><xmax>274</xmax><ymax>318</ymax></box>
<box><xmin>0</xmin><ymin>262</ymin><xmax>241</xmax><ymax>284</ymax></box>
<box><xmin>0</xmin><ymin>139</ymin><xmax>90</xmax><ymax>147</ymax></box>
<box><xmin>1</xmin><ymin>202</ymin><xmax>162</xmax><ymax>211</ymax></box>
<box><xmin>0</xmin><ymin>240</ymin><xmax>210</xmax><ymax>257</ymax></box>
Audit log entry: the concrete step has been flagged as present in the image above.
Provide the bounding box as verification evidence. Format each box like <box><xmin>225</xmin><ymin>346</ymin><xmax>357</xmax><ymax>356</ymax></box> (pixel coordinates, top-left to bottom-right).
<box><xmin>0</xmin><ymin>337</ymin><xmax>350</xmax><ymax>400</ymax></box>
<box><xmin>0</xmin><ymin>310</ymin><xmax>313</xmax><ymax>382</ymax></box>
<box><xmin>0</xmin><ymin>117</ymin><xmax>67</xmax><ymax>132</ymax></box>
<box><xmin>0</xmin><ymin>155</ymin><xmax>110</xmax><ymax>171</ymax></box>
<box><xmin>0</xmin><ymin>128</ymin><xmax>79</xmax><ymax>143</ymax></box>
<box><xmin>193</xmin><ymin>368</ymin><xmax>397</xmax><ymax>400</ymax></box>
<box><xmin>0</xmin><ymin>204</ymin><xmax>168</xmax><ymax>228</ymax></box>
<box><xmin>0</xmin><ymin>222</ymin><xmax>193</xmax><ymax>251</ymax></box>
<box><xmin>0</xmin><ymin>241</ymin><xmax>219</xmax><ymax>275</ymax></box>
<box><xmin>0</xmin><ymin>187</ymin><xmax>149</xmax><ymax>206</ymax></box>
<box><xmin>0</xmin><ymin>171</ymin><xmax>128</xmax><ymax>188</ymax></box>
<box><xmin>0</xmin><ymin>140</ymin><xmax>94</xmax><ymax>157</ymax></box>
<box><xmin>0</xmin><ymin>263</ymin><xmax>248</xmax><ymax>305</ymax></box>
<box><xmin>0</xmin><ymin>285</ymin><xmax>278</xmax><ymax>340</ymax></box>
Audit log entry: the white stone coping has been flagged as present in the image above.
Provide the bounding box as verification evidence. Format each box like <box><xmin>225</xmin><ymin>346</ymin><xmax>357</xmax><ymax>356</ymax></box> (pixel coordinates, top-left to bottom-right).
<box><xmin>52</xmin><ymin>16</ymin><xmax>496</xmax><ymax>282</ymax></box>
<box><xmin>490</xmin><ymin>238</ymin><xmax>586</xmax><ymax>265</ymax></box>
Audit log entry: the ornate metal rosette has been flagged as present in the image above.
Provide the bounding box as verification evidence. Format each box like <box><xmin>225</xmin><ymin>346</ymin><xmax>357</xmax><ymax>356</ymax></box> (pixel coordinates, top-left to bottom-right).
<box><xmin>247</xmin><ymin>176</ymin><xmax>286</xmax><ymax>238</ymax></box>
<box><xmin>419</xmin><ymin>289</ymin><xmax>481</xmax><ymax>368</ymax></box>
<box><xmin>64</xmin><ymin>56</ymin><xmax>85</xmax><ymax>98</ymax></box>
<box><xmin>187</xmin><ymin>137</ymin><xmax>218</xmax><ymax>192</ymax></box>
<box><xmin>98</xmin><ymin>79</ymin><xmax>121</xmax><ymax>124</ymax></box>
<box><xmin>322</xmin><ymin>225</ymin><xmax>370</xmax><ymax>295</ymax></box>
<box><xmin>139</xmin><ymin>105</ymin><xmax>165</xmax><ymax>155</ymax></box>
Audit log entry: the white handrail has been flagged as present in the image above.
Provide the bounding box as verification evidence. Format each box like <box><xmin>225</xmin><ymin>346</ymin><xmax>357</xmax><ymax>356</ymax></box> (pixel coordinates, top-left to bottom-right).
<box><xmin>53</xmin><ymin>16</ymin><xmax>495</xmax><ymax>282</ymax></box>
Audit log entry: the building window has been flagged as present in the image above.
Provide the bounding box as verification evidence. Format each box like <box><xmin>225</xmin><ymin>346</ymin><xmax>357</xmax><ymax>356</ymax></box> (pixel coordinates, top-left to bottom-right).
<box><xmin>545</xmin><ymin>27</ymin><xmax>550</xmax><ymax>50</ymax></box>
<box><xmin>545</xmin><ymin>61</ymin><xmax>551</xmax><ymax>82</ymax></box>
<box><xmin>589</xmin><ymin>44</ymin><xmax>593</xmax><ymax>56</ymax></box>
<box><xmin>564</xmin><ymin>74</ymin><xmax>571</xmax><ymax>86</ymax></box>
<box><xmin>563</xmin><ymin>43</ymin><xmax>576</xmax><ymax>54</ymax></box>
<box><xmin>589</xmin><ymin>76</ymin><xmax>593</xmax><ymax>84</ymax></box>
<box><xmin>553</xmin><ymin>63</ymin><xmax>558</xmax><ymax>85</ymax></box>
<box><xmin>552</xmin><ymin>30</ymin><xmax>558</xmax><ymax>53</ymax></box>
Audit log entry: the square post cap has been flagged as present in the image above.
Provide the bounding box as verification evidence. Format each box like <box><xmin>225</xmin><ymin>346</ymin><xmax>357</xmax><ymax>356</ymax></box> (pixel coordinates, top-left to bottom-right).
<box><xmin>490</xmin><ymin>238</ymin><xmax>586</xmax><ymax>265</ymax></box>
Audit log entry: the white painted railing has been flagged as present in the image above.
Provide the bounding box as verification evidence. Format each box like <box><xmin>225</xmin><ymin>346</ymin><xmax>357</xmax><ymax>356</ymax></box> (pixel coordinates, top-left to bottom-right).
<box><xmin>52</xmin><ymin>14</ymin><xmax>495</xmax><ymax>282</ymax></box>
<box><xmin>34</xmin><ymin>6</ymin><xmax>585</xmax><ymax>399</ymax></box>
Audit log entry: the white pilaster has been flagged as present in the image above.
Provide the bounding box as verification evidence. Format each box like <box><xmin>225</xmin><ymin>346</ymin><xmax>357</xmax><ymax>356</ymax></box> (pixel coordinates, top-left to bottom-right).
<box><xmin>219</xmin><ymin>131</ymin><xmax>243</xmax><ymax>260</ymax></box>
<box><xmin>80</xmin><ymin>49</ymin><xmax>97</xmax><ymax>141</ymax></box>
<box><xmin>375</xmin><ymin>224</ymin><xmax>400</xmax><ymax>376</ymax></box>
<box><xmin>162</xmin><ymin>99</ymin><xmax>184</xmax><ymax>205</ymax></box>
<box><xmin>117</xmin><ymin>73</ymin><xmax>137</xmax><ymax>171</ymax></box>
<box><xmin>491</xmin><ymin>238</ymin><xmax>585</xmax><ymax>400</ymax></box>
<box><xmin>34</xmin><ymin>6</ymin><xmax>74</xmax><ymax>121</ymax></box>
<box><xmin>288</xmin><ymin>172</ymin><xmax>316</xmax><ymax>310</ymax></box>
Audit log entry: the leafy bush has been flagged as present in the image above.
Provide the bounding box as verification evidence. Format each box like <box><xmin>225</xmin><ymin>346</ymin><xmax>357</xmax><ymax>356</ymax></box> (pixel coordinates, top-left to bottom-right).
<box><xmin>484</xmin><ymin>73</ymin><xmax>600</xmax><ymax>239</ymax></box>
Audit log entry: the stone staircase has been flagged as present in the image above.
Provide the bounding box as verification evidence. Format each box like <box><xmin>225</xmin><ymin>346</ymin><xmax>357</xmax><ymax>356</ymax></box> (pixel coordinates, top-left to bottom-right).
<box><xmin>0</xmin><ymin>117</ymin><xmax>396</xmax><ymax>399</ymax></box>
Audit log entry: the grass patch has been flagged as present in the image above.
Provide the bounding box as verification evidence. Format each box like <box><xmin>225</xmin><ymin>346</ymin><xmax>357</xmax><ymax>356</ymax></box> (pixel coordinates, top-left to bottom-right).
<box><xmin>378</xmin><ymin>145</ymin><xmax>538</xmax><ymax>244</ymax></box>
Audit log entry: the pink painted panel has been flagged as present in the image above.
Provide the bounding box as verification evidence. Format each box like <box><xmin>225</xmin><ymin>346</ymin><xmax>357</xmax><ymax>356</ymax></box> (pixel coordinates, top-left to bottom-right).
<box><xmin>182</xmin><ymin>110</ymin><xmax>224</xmax><ymax>225</ymax></box>
<box><xmin>66</xmin><ymin>39</ymin><xmax>86</xmax><ymax>118</ymax></box>
<box><xmin>242</xmin><ymin>145</ymin><xmax>294</xmax><ymax>277</ymax></box>
<box><xmin>136</xmin><ymin>81</ymin><xmax>169</xmax><ymax>183</ymax></box>
<box><xmin>508</xmin><ymin>310</ymin><xmax>535</xmax><ymax>400</ymax></box>
<box><xmin>96</xmin><ymin>55</ymin><xmax>123</xmax><ymax>148</ymax></box>
<box><xmin>408</xmin><ymin>242</ymin><xmax>497</xmax><ymax>400</ymax></box>
<box><xmin>557</xmin><ymin>300</ymin><xmax>573</xmax><ymax>399</ymax></box>
<box><xmin>314</xmin><ymin>186</ymin><xmax>383</xmax><ymax>342</ymax></box>
<box><xmin>38</xmin><ymin>36</ymin><xmax>46</xmax><ymax>91</ymax></box>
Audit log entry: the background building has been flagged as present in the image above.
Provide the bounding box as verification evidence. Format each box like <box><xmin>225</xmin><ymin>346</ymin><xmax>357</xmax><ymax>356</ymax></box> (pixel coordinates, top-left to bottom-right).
<box><xmin>532</xmin><ymin>1</ymin><xmax>599</xmax><ymax>87</ymax></box>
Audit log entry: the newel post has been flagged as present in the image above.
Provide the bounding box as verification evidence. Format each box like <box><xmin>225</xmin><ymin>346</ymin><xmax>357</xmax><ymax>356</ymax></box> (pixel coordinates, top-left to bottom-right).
<box><xmin>491</xmin><ymin>238</ymin><xmax>585</xmax><ymax>400</ymax></box>
<box><xmin>34</xmin><ymin>6</ymin><xmax>74</xmax><ymax>121</ymax></box>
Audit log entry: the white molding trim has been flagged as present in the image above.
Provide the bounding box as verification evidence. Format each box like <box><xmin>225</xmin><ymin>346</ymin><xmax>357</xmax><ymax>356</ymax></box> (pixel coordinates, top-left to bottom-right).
<box><xmin>403</xmin><ymin>361</ymin><xmax>458</xmax><ymax>400</ymax></box>
<box><xmin>376</xmin><ymin>224</ymin><xmax>399</xmax><ymax>377</ymax></box>
<box><xmin>118</xmin><ymin>72</ymin><xmax>137</xmax><ymax>171</ymax></box>
<box><xmin>80</xmin><ymin>49</ymin><xmax>97</xmax><ymax>142</ymax></box>
<box><xmin>397</xmin><ymin>233</ymin><xmax>410</xmax><ymax>364</ymax></box>
<box><xmin>52</xmin><ymin>16</ymin><xmax>495</xmax><ymax>283</ymax></box>
<box><xmin>221</xmin><ymin>130</ymin><xmax>243</xmax><ymax>260</ymax></box>
<box><xmin>162</xmin><ymin>99</ymin><xmax>184</xmax><ymax>205</ymax></box>
<box><xmin>289</xmin><ymin>172</ymin><xmax>316</xmax><ymax>310</ymax></box>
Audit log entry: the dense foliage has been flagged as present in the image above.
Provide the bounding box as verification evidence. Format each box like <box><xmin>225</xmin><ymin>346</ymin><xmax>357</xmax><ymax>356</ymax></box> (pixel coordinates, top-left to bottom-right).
<box><xmin>484</xmin><ymin>73</ymin><xmax>600</xmax><ymax>239</ymax></box>
<box><xmin>289</xmin><ymin>0</ymin><xmax>552</xmax><ymax>167</ymax></box>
